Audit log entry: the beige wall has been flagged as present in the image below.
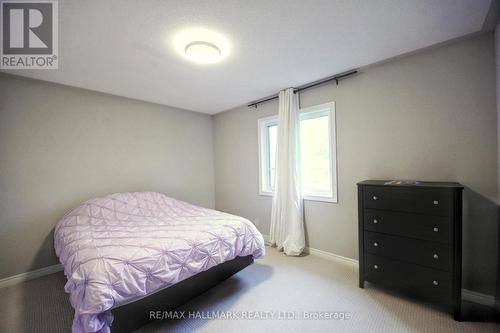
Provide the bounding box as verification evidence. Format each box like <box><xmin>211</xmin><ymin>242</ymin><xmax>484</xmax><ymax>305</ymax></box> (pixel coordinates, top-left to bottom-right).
<box><xmin>214</xmin><ymin>34</ymin><xmax>498</xmax><ymax>295</ymax></box>
<box><xmin>0</xmin><ymin>33</ymin><xmax>497</xmax><ymax>296</ymax></box>
<box><xmin>0</xmin><ymin>74</ymin><xmax>215</xmax><ymax>279</ymax></box>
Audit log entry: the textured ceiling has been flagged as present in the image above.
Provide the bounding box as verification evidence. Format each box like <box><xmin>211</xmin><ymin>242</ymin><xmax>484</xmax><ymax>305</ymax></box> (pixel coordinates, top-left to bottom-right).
<box><xmin>2</xmin><ymin>0</ymin><xmax>491</xmax><ymax>114</ymax></box>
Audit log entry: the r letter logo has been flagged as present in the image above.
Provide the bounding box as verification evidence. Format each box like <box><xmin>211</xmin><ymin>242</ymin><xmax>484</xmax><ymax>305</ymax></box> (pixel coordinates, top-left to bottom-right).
<box><xmin>1</xmin><ymin>0</ymin><xmax>58</xmax><ymax>69</ymax></box>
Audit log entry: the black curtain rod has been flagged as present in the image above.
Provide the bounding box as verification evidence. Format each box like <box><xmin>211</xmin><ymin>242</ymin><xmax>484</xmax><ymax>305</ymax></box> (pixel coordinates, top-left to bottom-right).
<box><xmin>247</xmin><ymin>69</ymin><xmax>358</xmax><ymax>108</ymax></box>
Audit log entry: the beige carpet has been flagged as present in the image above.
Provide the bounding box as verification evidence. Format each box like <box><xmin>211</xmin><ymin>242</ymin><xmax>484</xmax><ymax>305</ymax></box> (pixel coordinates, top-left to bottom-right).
<box><xmin>0</xmin><ymin>247</ymin><xmax>498</xmax><ymax>332</ymax></box>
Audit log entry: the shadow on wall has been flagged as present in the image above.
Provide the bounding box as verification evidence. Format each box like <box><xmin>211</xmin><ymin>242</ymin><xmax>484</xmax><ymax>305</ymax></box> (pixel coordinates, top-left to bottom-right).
<box><xmin>28</xmin><ymin>229</ymin><xmax>58</xmax><ymax>273</ymax></box>
<box><xmin>497</xmin><ymin>203</ymin><xmax>500</xmax><ymax>315</ymax></box>
<box><xmin>462</xmin><ymin>187</ymin><xmax>499</xmax><ymax>296</ymax></box>
<box><xmin>20</xmin><ymin>228</ymin><xmax>71</xmax><ymax>332</ymax></box>
<box><xmin>300</xmin><ymin>186</ymin><xmax>498</xmax><ymax>296</ymax></box>
<box><xmin>302</xmin><ymin>204</ymin><xmax>310</xmax><ymax>249</ymax></box>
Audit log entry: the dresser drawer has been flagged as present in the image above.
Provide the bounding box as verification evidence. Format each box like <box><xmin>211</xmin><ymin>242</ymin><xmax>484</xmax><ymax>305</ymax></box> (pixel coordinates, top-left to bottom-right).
<box><xmin>365</xmin><ymin>253</ymin><xmax>452</xmax><ymax>304</ymax></box>
<box><xmin>364</xmin><ymin>209</ymin><xmax>452</xmax><ymax>244</ymax></box>
<box><xmin>363</xmin><ymin>186</ymin><xmax>452</xmax><ymax>216</ymax></box>
<box><xmin>364</xmin><ymin>231</ymin><xmax>452</xmax><ymax>271</ymax></box>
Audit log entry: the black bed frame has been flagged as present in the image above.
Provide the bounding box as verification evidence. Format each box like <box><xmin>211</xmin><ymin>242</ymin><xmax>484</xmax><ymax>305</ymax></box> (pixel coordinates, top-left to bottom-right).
<box><xmin>110</xmin><ymin>255</ymin><xmax>254</xmax><ymax>332</ymax></box>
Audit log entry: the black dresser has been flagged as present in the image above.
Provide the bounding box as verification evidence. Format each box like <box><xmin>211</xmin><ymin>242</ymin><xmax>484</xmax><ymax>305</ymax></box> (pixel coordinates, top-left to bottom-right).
<box><xmin>357</xmin><ymin>180</ymin><xmax>463</xmax><ymax>320</ymax></box>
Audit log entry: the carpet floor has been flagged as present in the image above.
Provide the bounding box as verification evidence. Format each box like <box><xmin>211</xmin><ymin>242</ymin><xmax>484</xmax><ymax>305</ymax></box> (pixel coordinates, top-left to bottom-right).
<box><xmin>0</xmin><ymin>246</ymin><xmax>498</xmax><ymax>332</ymax></box>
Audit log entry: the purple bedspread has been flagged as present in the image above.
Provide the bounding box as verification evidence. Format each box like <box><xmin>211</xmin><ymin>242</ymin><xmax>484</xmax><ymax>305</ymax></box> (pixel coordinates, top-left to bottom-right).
<box><xmin>54</xmin><ymin>192</ymin><xmax>265</xmax><ymax>333</ymax></box>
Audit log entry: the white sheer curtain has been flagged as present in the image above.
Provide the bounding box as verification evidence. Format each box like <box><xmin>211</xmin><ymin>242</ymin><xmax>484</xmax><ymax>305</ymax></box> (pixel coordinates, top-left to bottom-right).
<box><xmin>269</xmin><ymin>88</ymin><xmax>305</xmax><ymax>256</ymax></box>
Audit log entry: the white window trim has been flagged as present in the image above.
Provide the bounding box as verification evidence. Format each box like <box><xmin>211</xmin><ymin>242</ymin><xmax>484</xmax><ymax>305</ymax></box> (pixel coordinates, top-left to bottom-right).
<box><xmin>257</xmin><ymin>115</ymin><xmax>278</xmax><ymax>196</ymax></box>
<box><xmin>301</xmin><ymin>102</ymin><xmax>338</xmax><ymax>203</ymax></box>
<box><xmin>257</xmin><ymin>101</ymin><xmax>338</xmax><ymax>204</ymax></box>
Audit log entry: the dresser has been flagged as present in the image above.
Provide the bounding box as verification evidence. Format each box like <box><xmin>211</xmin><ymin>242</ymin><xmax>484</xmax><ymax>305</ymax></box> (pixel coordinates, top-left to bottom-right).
<box><xmin>357</xmin><ymin>180</ymin><xmax>463</xmax><ymax>320</ymax></box>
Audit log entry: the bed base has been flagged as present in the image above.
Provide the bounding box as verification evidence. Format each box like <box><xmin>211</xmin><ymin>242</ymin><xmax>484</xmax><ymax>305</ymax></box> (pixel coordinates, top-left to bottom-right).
<box><xmin>111</xmin><ymin>255</ymin><xmax>254</xmax><ymax>332</ymax></box>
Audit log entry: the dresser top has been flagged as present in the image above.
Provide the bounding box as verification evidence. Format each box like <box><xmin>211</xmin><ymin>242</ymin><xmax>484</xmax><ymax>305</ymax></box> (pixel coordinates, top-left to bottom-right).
<box><xmin>357</xmin><ymin>180</ymin><xmax>463</xmax><ymax>188</ymax></box>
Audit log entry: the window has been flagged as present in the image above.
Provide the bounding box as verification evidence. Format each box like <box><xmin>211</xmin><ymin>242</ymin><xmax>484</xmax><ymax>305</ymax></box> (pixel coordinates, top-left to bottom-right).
<box><xmin>258</xmin><ymin>102</ymin><xmax>337</xmax><ymax>203</ymax></box>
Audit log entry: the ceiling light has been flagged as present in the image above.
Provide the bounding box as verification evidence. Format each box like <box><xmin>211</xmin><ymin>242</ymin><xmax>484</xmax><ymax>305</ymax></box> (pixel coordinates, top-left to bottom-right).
<box><xmin>185</xmin><ymin>41</ymin><xmax>221</xmax><ymax>64</ymax></box>
<box><xmin>173</xmin><ymin>28</ymin><xmax>230</xmax><ymax>65</ymax></box>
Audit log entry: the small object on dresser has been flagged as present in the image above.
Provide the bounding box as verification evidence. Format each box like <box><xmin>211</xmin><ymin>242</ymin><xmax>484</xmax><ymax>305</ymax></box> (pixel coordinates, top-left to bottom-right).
<box><xmin>357</xmin><ymin>180</ymin><xmax>463</xmax><ymax>321</ymax></box>
<box><xmin>384</xmin><ymin>180</ymin><xmax>421</xmax><ymax>185</ymax></box>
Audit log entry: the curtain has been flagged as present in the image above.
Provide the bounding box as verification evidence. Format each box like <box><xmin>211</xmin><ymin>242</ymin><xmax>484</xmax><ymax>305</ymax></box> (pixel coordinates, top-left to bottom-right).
<box><xmin>269</xmin><ymin>88</ymin><xmax>305</xmax><ymax>256</ymax></box>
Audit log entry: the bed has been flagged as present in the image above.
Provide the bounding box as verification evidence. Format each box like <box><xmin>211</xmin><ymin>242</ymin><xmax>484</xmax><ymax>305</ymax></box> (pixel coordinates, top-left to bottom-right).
<box><xmin>54</xmin><ymin>192</ymin><xmax>265</xmax><ymax>333</ymax></box>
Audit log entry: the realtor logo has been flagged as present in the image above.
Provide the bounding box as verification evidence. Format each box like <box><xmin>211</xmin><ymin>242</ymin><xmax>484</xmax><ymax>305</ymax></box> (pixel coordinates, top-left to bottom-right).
<box><xmin>1</xmin><ymin>0</ymin><xmax>58</xmax><ymax>69</ymax></box>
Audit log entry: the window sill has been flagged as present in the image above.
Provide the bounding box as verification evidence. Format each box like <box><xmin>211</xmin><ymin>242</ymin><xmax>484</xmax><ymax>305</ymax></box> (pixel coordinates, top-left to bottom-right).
<box><xmin>303</xmin><ymin>195</ymin><xmax>338</xmax><ymax>204</ymax></box>
<box><xmin>258</xmin><ymin>192</ymin><xmax>338</xmax><ymax>204</ymax></box>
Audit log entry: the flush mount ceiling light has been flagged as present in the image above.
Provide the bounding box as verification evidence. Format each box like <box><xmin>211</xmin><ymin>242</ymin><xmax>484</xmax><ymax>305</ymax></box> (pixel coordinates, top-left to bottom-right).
<box><xmin>173</xmin><ymin>28</ymin><xmax>230</xmax><ymax>65</ymax></box>
<box><xmin>184</xmin><ymin>41</ymin><xmax>221</xmax><ymax>64</ymax></box>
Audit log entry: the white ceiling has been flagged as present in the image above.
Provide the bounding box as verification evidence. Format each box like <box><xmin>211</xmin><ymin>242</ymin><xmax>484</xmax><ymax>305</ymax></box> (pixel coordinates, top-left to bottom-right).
<box><xmin>3</xmin><ymin>0</ymin><xmax>492</xmax><ymax>114</ymax></box>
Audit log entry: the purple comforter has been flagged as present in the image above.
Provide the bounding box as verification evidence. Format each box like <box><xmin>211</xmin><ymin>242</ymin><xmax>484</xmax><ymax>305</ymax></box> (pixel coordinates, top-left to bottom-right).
<box><xmin>54</xmin><ymin>192</ymin><xmax>265</xmax><ymax>333</ymax></box>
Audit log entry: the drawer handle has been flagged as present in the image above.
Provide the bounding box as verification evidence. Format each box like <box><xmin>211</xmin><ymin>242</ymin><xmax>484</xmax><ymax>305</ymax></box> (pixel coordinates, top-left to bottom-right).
<box><xmin>433</xmin><ymin>253</ymin><xmax>439</xmax><ymax>259</ymax></box>
<box><xmin>373</xmin><ymin>219</ymin><xmax>378</xmax><ymax>224</ymax></box>
<box><xmin>373</xmin><ymin>242</ymin><xmax>378</xmax><ymax>247</ymax></box>
<box><xmin>373</xmin><ymin>264</ymin><xmax>379</xmax><ymax>269</ymax></box>
<box><xmin>373</xmin><ymin>196</ymin><xmax>378</xmax><ymax>201</ymax></box>
<box><xmin>433</xmin><ymin>200</ymin><xmax>439</xmax><ymax>205</ymax></box>
<box><xmin>433</xmin><ymin>280</ymin><xmax>439</xmax><ymax>286</ymax></box>
<box><xmin>433</xmin><ymin>227</ymin><xmax>439</xmax><ymax>232</ymax></box>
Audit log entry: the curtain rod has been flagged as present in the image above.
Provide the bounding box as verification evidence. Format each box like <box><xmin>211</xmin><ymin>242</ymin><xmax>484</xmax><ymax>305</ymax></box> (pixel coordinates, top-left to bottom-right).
<box><xmin>247</xmin><ymin>69</ymin><xmax>358</xmax><ymax>108</ymax></box>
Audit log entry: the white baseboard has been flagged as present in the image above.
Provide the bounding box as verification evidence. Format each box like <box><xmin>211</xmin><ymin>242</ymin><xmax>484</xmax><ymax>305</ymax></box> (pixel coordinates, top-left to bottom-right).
<box><xmin>304</xmin><ymin>246</ymin><xmax>359</xmax><ymax>266</ymax></box>
<box><xmin>262</xmin><ymin>233</ymin><xmax>271</xmax><ymax>244</ymax></box>
<box><xmin>2</xmin><ymin>243</ymin><xmax>497</xmax><ymax>308</ymax></box>
<box><xmin>0</xmin><ymin>263</ymin><xmax>63</xmax><ymax>289</ymax></box>
<box><xmin>267</xmin><ymin>240</ymin><xmax>495</xmax><ymax>307</ymax></box>
<box><xmin>462</xmin><ymin>289</ymin><xmax>496</xmax><ymax>307</ymax></box>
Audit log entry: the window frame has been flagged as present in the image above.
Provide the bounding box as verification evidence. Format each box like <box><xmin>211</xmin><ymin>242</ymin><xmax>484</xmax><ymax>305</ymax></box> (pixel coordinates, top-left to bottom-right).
<box><xmin>257</xmin><ymin>115</ymin><xmax>278</xmax><ymax>196</ymax></box>
<box><xmin>257</xmin><ymin>101</ymin><xmax>338</xmax><ymax>203</ymax></box>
